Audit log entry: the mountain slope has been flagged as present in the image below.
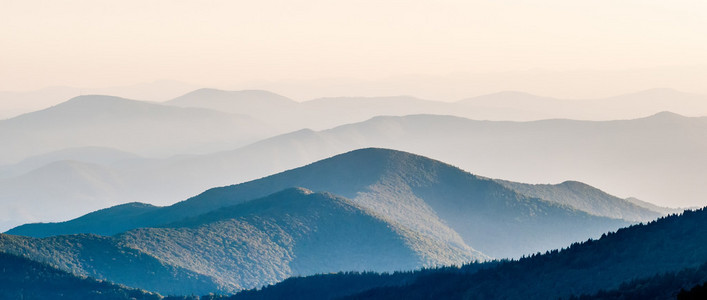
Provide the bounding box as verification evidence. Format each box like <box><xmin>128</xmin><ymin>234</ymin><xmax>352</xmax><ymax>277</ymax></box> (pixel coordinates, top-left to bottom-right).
<box><xmin>346</xmin><ymin>208</ymin><xmax>707</xmax><ymax>299</ymax></box>
<box><xmin>8</xmin><ymin>202</ymin><xmax>160</xmax><ymax>238</ymax></box>
<box><xmin>234</xmin><ymin>207</ymin><xmax>707</xmax><ymax>299</ymax></box>
<box><xmin>0</xmin><ymin>95</ymin><xmax>274</xmax><ymax>164</ymax></box>
<box><xmin>3</xmin><ymin>188</ymin><xmax>480</xmax><ymax>294</ymax></box>
<box><xmin>0</xmin><ymin>233</ymin><xmax>223</xmax><ymax>295</ymax></box>
<box><xmin>0</xmin><ymin>251</ymin><xmax>161</xmax><ymax>300</ymax></box>
<box><xmin>120</xmin><ymin>188</ymin><xmax>480</xmax><ymax>290</ymax></box>
<box><xmin>11</xmin><ymin>148</ymin><xmax>629</xmax><ymax>259</ymax></box>
<box><xmin>494</xmin><ymin>180</ymin><xmax>663</xmax><ymax>222</ymax></box>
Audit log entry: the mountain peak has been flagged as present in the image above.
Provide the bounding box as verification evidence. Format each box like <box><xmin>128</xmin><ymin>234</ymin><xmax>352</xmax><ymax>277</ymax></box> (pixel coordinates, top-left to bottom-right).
<box><xmin>62</xmin><ymin>94</ymin><xmax>137</xmax><ymax>106</ymax></box>
<box><xmin>645</xmin><ymin>111</ymin><xmax>686</xmax><ymax>120</ymax></box>
<box><xmin>170</xmin><ymin>88</ymin><xmax>295</xmax><ymax>105</ymax></box>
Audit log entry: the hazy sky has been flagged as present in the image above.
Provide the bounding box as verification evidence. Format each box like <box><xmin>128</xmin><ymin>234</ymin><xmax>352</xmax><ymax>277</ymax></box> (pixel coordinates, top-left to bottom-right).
<box><xmin>2</xmin><ymin>0</ymin><xmax>707</xmax><ymax>98</ymax></box>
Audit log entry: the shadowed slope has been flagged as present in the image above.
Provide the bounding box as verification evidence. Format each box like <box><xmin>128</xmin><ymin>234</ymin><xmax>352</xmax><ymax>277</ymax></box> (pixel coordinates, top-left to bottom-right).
<box><xmin>0</xmin><ymin>233</ymin><xmax>223</xmax><ymax>295</ymax></box>
<box><xmin>0</xmin><ymin>251</ymin><xmax>161</xmax><ymax>300</ymax></box>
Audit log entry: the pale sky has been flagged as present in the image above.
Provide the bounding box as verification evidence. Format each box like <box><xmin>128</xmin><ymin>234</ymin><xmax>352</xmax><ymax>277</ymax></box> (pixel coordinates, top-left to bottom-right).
<box><xmin>2</xmin><ymin>0</ymin><xmax>707</xmax><ymax>97</ymax></box>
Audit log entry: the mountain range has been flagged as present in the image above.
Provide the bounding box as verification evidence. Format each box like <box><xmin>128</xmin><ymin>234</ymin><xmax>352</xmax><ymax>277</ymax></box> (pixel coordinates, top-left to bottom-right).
<box><xmin>2</xmin><ymin>110</ymin><xmax>698</xmax><ymax>229</ymax></box>
<box><xmin>9</xmin><ymin>149</ymin><xmax>628</xmax><ymax>257</ymax></box>
<box><xmin>1</xmin><ymin>148</ymin><xmax>636</xmax><ymax>295</ymax></box>
<box><xmin>0</xmin><ymin>80</ymin><xmax>197</xmax><ymax>120</ymax></box>
<box><xmin>164</xmin><ymin>87</ymin><xmax>707</xmax><ymax>130</ymax></box>
<box><xmin>2</xmin><ymin>186</ymin><xmax>476</xmax><ymax>294</ymax></box>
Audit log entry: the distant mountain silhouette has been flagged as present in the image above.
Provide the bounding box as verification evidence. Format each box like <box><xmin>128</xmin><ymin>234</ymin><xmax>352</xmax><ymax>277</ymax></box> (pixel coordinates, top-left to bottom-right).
<box><xmin>0</xmin><ymin>80</ymin><xmax>198</xmax><ymax>118</ymax></box>
<box><xmin>625</xmin><ymin>197</ymin><xmax>684</xmax><ymax>215</ymax></box>
<box><xmin>460</xmin><ymin>88</ymin><xmax>707</xmax><ymax>120</ymax></box>
<box><xmin>0</xmin><ymin>160</ymin><xmax>128</xmax><ymax>230</ymax></box>
<box><xmin>164</xmin><ymin>88</ymin><xmax>707</xmax><ymax>131</ymax></box>
<box><xmin>228</xmin><ymin>207</ymin><xmax>707</xmax><ymax>300</ymax></box>
<box><xmin>169</xmin><ymin>88</ymin><xmax>297</xmax><ymax>107</ymax></box>
<box><xmin>295</xmin><ymin>96</ymin><xmax>465</xmax><ymax>130</ymax></box>
<box><xmin>167</xmin><ymin>89</ymin><xmax>297</xmax><ymax>130</ymax></box>
<box><xmin>166</xmin><ymin>88</ymin><xmax>472</xmax><ymax>130</ymax></box>
<box><xmin>0</xmin><ymin>251</ymin><xmax>161</xmax><ymax>300</ymax></box>
<box><xmin>0</xmin><ymin>146</ymin><xmax>140</xmax><ymax>180</ymax></box>
<box><xmin>10</xmin><ymin>148</ymin><xmax>628</xmax><ymax>259</ymax></box>
<box><xmin>0</xmin><ymin>95</ymin><xmax>275</xmax><ymax>165</ymax></box>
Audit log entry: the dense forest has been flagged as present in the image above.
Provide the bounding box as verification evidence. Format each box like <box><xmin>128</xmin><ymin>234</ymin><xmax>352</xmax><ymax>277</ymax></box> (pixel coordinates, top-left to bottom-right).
<box><xmin>571</xmin><ymin>261</ymin><xmax>707</xmax><ymax>299</ymax></box>
<box><xmin>227</xmin><ymin>263</ymin><xmax>496</xmax><ymax>300</ymax></box>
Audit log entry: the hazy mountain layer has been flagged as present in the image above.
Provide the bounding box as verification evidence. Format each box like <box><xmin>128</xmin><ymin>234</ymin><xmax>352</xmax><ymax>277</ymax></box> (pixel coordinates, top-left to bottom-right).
<box><xmin>0</xmin><ymin>95</ymin><xmax>275</xmax><ymax>165</ymax></box>
<box><xmin>166</xmin><ymin>87</ymin><xmax>707</xmax><ymax>130</ymax></box>
<box><xmin>166</xmin><ymin>88</ymin><xmax>299</xmax><ymax>130</ymax></box>
<box><xmin>0</xmin><ymin>160</ymin><xmax>128</xmax><ymax>230</ymax></box>
<box><xmin>460</xmin><ymin>88</ymin><xmax>707</xmax><ymax>120</ymax></box>
<box><xmin>165</xmin><ymin>89</ymin><xmax>480</xmax><ymax>131</ymax></box>
<box><xmin>10</xmin><ymin>148</ymin><xmax>628</xmax><ymax>259</ymax></box>
<box><xmin>3</xmin><ymin>112</ymin><xmax>690</xmax><ymax>230</ymax></box>
<box><xmin>137</xmin><ymin>112</ymin><xmax>701</xmax><ymax>208</ymax></box>
<box><xmin>0</xmin><ymin>80</ymin><xmax>197</xmax><ymax>120</ymax></box>
<box><xmin>0</xmin><ymin>146</ymin><xmax>140</xmax><ymax>180</ymax></box>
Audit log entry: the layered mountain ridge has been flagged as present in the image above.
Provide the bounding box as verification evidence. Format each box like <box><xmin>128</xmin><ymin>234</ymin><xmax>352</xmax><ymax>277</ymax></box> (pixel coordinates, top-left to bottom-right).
<box><xmin>9</xmin><ymin>148</ymin><xmax>629</xmax><ymax>259</ymax></box>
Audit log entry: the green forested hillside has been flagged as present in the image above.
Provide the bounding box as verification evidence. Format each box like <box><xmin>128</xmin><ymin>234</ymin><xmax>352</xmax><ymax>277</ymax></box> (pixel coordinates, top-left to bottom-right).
<box><xmin>1</xmin><ymin>188</ymin><xmax>480</xmax><ymax>295</ymax></box>
<box><xmin>119</xmin><ymin>188</ymin><xmax>478</xmax><ymax>290</ymax></box>
<box><xmin>0</xmin><ymin>251</ymin><xmax>161</xmax><ymax>300</ymax></box>
<box><xmin>0</xmin><ymin>233</ymin><xmax>223</xmax><ymax>295</ymax></box>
